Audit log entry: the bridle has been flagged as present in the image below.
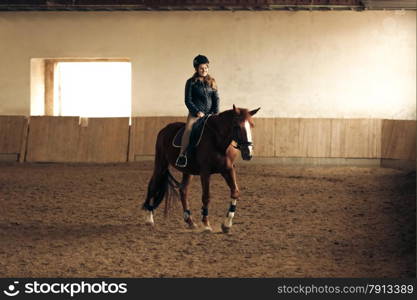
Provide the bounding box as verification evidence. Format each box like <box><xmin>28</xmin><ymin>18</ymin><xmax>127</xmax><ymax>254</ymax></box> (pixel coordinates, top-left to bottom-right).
<box><xmin>232</xmin><ymin>124</ymin><xmax>253</xmax><ymax>150</ymax></box>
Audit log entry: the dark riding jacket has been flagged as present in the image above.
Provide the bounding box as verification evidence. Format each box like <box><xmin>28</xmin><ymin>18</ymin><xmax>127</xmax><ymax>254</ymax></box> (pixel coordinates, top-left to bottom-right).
<box><xmin>185</xmin><ymin>78</ymin><xmax>220</xmax><ymax>117</ymax></box>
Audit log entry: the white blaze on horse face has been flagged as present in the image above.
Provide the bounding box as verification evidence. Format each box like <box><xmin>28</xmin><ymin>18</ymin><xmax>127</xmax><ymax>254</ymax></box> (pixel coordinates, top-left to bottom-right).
<box><xmin>244</xmin><ymin>121</ymin><xmax>253</xmax><ymax>156</ymax></box>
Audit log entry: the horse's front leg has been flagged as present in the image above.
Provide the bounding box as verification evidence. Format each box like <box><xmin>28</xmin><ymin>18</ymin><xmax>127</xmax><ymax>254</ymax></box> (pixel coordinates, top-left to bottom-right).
<box><xmin>200</xmin><ymin>172</ymin><xmax>213</xmax><ymax>232</ymax></box>
<box><xmin>180</xmin><ymin>173</ymin><xmax>197</xmax><ymax>229</ymax></box>
<box><xmin>221</xmin><ymin>167</ymin><xmax>240</xmax><ymax>233</ymax></box>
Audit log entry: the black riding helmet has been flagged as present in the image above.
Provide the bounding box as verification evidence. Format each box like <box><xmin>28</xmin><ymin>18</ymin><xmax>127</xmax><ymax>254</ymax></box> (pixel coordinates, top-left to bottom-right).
<box><xmin>193</xmin><ymin>55</ymin><xmax>209</xmax><ymax>69</ymax></box>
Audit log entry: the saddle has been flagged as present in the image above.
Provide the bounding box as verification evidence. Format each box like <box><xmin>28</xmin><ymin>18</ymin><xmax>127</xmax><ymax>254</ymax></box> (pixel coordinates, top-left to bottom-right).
<box><xmin>173</xmin><ymin>115</ymin><xmax>211</xmax><ymax>153</ymax></box>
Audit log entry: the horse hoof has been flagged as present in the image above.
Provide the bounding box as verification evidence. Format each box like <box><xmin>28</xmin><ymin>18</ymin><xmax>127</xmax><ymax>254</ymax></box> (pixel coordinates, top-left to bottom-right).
<box><xmin>188</xmin><ymin>222</ymin><xmax>198</xmax><ymax>229</ymax></box>
<box><xmin>185</xmin><ymin>218</ymin><xmax>197</xmax><ymax>229</ymax></box>
<box><xmin>145</xmin><ymin>221</ymin><xmax>154</xmax><ymax>227</ymax></box>
<box><xmin>202</xmin><ymin>226</ymin><xmax>213</xmax><ymax>233</ymax></box>
<box><xmin>221</xmin><ymin>224</ymin><xmax>231</xmax><ymax>233</ymax></box>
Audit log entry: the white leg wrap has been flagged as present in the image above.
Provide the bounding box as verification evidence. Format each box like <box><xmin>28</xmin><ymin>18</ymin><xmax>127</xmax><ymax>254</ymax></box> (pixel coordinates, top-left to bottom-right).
<box><xmin>224</xmin><ymin>212</ymin><xmax>234</xmax><ymax>227</ymax></box>
<box><xmin>223</xmin><ymin>199</ymin><xmax>237</xmax><ymax>228</ymax></box>
<box><xmin>145</xmin><ymin>211</ymin><xmax>154</xmax><ymax>225</ymax></box>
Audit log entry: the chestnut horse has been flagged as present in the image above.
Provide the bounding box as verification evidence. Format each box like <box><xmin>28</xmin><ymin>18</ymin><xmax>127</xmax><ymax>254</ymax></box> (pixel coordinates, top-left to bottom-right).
<box><xmin>141</xmin><ymin>105</ymin><xmax>260</xmax><ymax>233</ymax></box>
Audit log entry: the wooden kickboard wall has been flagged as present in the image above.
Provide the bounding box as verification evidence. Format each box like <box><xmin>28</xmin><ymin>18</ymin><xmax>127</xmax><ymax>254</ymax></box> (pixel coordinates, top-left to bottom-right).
<box><xmin>0</xmin><ymin>116</ymin><xmax>28</xmax><ymax>160</ymax></box>
<box><xmin>255</xmin><ymin>118</ymin><xmax>383</xmax><ymax>158</ymax></box>
<box><xmin>130</xmin><ymin>117</ymin><xmax>413</xmax><ymax>161</ymax></box>
<box><xmin>130</xmin><ymin>116</ymin><xmax>185</xmax><ymax>159</ymax></box>
<box><xmin>381</xmin><ymin>120</ymin><xmax>416</xmax><ymax>160</ymax></box>
<box><xmin>26</xmin><ymin>116</ymin><xmax>129</xmax><ymax>162</ymax></box>
<box><xmin>0</xmin><ymin>116</ymin><xmax>415</xmax><ymax>162</ymax></box>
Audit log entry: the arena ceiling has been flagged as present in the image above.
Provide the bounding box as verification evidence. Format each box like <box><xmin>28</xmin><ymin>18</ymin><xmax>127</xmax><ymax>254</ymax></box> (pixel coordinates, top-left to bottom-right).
<box><xmin>0</xmin><ymin>0</ymin><xmax>415</xmax><ymax>11</ymax></box>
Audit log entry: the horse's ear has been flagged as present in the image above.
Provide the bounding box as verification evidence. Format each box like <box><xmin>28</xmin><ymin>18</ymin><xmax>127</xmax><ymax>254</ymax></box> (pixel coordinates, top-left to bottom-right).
<box><xmin>249</xmin><ymin>107</ymin><xmax>261</xmax><ymax>116</ymax></box>
<box><xmin>233</xmin><ymin>104</ymin><xmax>240</xmax><ymax>115</ymax></box>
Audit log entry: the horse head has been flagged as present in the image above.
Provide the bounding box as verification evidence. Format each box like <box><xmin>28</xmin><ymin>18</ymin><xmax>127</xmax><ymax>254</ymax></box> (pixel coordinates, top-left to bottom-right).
<box><xmin>231</xmin><ymin>104</ymin><xmax>261</xmax><ymax>161</ymax></box>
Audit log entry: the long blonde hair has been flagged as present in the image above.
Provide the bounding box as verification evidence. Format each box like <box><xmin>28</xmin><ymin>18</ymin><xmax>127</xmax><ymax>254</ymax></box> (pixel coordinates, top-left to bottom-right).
<box><xmin>192</xmin><ymin>72</ymin><xmax>217</xmax><ymax>90</ymax></box>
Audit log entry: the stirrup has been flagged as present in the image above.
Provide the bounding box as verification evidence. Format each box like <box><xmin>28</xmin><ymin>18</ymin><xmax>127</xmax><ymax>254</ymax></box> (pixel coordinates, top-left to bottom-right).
<box><xmin>175</xmin><ymin>154</ymin><xmax>187</xmax><ymax>167</ymax></box>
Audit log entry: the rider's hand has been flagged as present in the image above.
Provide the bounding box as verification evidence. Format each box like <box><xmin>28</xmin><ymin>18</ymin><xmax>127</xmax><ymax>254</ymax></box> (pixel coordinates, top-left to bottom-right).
<box><xmin>197</xmin><ymin>112</ymin><xmax>205</xmax><ymax>118</ymax></box>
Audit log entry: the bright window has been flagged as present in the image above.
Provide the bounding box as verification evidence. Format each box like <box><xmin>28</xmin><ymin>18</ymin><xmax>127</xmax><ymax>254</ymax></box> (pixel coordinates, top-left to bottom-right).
<box><xmin>54</xmin><ymin>62</ymin><xmax>131</xmax><ymax>118</ymax></box>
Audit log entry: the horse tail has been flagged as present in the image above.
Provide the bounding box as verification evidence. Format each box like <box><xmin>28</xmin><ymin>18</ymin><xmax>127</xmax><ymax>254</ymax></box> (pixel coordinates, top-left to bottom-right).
<box><xmin>142</xmin><ymin>127</ymin><xmax>180</xmax><ymax>215</ymax></box>
<box><xmin>143</xmin><ymin>169</ymin><xmax>180</xmax><ymax>214</ymax></box>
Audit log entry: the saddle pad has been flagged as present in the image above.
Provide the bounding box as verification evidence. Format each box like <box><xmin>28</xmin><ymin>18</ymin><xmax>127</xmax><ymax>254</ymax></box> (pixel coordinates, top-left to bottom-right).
<box><xmin>172</xmin><ymin>114</ymin><xmax>211</xmax><ymax>148</ymax></box>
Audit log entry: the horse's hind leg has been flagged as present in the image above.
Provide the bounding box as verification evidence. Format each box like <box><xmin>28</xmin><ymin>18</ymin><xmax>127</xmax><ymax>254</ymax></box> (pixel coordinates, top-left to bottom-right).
<box><xmin>143</xmin><ymin>176</ymin><xmax>156</xmax><ymax>226</ymax></box>
<box><xmin>180</xmin><ymin>173</ymin><xmax>197</xmax><ymax>229</ymax></box>
<box><xmin>142</xmin><ymin>136</ymin><xmax>169</xmax><ymax>226</ymax></box>
<box><xmin>221</xmin><ymin>167</ymin><xmax>240</xmax><ymax>233</ymax></box>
